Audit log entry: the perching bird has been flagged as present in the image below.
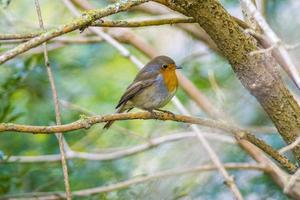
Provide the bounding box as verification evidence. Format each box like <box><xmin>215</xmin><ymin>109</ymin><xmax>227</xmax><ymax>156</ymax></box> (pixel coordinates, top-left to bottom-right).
<box><xmin>103</xmin><ymin>55</ymin><xmax>182</xmax><ymax>129</ymax></box>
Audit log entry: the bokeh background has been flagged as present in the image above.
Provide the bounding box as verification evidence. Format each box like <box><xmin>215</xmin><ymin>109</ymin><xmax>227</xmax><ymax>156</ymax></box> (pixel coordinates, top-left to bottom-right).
<box><xmin>1</xmin><ymin>0</ymin><xmax>300</xmax><ymax>199</ymax></box>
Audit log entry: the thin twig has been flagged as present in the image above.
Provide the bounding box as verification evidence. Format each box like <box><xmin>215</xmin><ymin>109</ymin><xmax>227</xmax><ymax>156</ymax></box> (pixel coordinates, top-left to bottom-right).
<box><xmin>34</xmin><ymin>0</ymin><xmax>71</xmax><ymax>199</ymax></box>
<box><xmin>208</xmin><ymin>70</ymin><xmax>225</xmax><ymax>104</ymax></box>
<box><xmin>279</xmin><ymin>137</ymin><xmax>300</xmax><ymax>154</ymax></box>
<box><xmin>0</xmin><ymin>112</ymin><xmax>242</xmax><ymax>134</ymax></box>
<box><xmin>0</xmin><ymin>0</ymin><xmax>150</xmax><ymax>64</ymax></box>
<box><xmin>0</xmin><ymin>36</ymin><xmax>103</xmax><ymax>44</ymax></box>
<box><xmin>235</xmin><ymin>138</ymin><xmax>299</xmax><ymax>198</ymax></box>
<box><xmin>249</xmin><ymin>42</ymin><xmax>278</xmax><ymax>56</ymax></box>
<box><xmin>3</xmin><ymin>131</ymin><xmax>234</xmax><ymax>163</ymax></box>
<box><xmin>285</xmin><ymin>42</ymin><xmax>300</xmax><ymax>50</ymax></box>
<box><xmin>1</xmin><ymin>163</ymin><xmax>267</xmax><ymax>200</ymax></box>
<box><xmin>0</xmin><ymin>32</ymin><xmax>42</xmax><ymax>40</ymax></box>
<box><xmin>240</xmin><ymin>133</ymin><xmax>297</xmax><ymax>173</ymax></box>
<box><xmin>284</xmin><ymin>168</ymin><xmax>300</xmax><ymax>193</ymax></box>
<box><xmin>0</xmin><ymin>17</ymin><xmax>194</xmax><ymax>41</ymax></box>
<box><xmin>240</xmin><ymin>0</ymin><xmax>300</xmax><ymax>89</ymax></box>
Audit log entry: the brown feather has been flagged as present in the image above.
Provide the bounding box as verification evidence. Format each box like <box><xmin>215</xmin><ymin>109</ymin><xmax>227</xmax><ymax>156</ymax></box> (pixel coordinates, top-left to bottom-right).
<box><xmin>115</xmin><ymin>79</ymin><xmax>156</xmax><ymax>109</ymax></box>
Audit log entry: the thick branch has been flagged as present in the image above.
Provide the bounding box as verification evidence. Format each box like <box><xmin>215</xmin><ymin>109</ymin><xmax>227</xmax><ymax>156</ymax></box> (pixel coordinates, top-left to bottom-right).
<box><xmin>158</xmin><ymin>0</ymin><xmax>300</xmax><ymax>164</ymax></box>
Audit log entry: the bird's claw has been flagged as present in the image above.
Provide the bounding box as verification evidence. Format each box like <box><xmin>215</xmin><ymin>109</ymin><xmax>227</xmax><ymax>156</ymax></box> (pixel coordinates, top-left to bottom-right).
<box><xmin>156</xmin><ymin>109</ymin><xmax>175</xmax><ymax>118</ymax></box>
<box><xmin>148</xmin><ymin>110</ymin><xmax>159</xmax><ymax>118</ymax></box>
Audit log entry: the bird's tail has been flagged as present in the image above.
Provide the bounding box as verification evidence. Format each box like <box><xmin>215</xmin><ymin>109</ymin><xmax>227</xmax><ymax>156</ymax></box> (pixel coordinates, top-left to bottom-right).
<box><xmin>103</xmin><ymin>105</ymin><xmax>126</xmax><ymax>129</ymax></box>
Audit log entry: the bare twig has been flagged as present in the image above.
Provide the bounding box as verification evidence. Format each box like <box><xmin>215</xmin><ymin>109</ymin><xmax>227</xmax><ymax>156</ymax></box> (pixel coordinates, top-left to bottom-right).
<box><xmin>62</xmin><ymin>99</ymin><xmax>276</xmax><ymax>136</ymax></box>
<box><xmin>3</xmin><ymin>131</ymin><xmax>234</xmax><ymax>163</ymax></box>
<box><xmin>0</xmin><ymin>112</ymin><xmax>241</xmax><ymax>134</ymax></box>
<box><xmin>279</xmin><ymin>137</ymin><xmax>300</xmax><ymax>154</ymax></box>
<box><xmin>236</xmin><ymin>138</ymin><xmax>300</xmax><ymax>199</ymax></box>
<box><xmin>0</xmin><ymin>36</ymin><xmax>103</xmax><ymax>45</ymax></box>
<box><xmin>0</xmin><ymin>0</ymin><xmax>150</xmax><ymax>64</ymax></box>
<box><xmin>34</xmin><ymin>0</ymin><xmax>71</xmax><ymax>199</ymax></box>
<box><xmin>257</xmin><ymin>0</ymin><xmax>267</xmax><ymax>17</ymax></box>
<box><xmin>1</xmin><ymin>163</ymin><xmax>267</xmax><ymax>200</ymax></box>
<box><xmin>0</xmin><ymin>32</ymin><xmax>42</xmax><ymax>40</ymax></box>
<box><xmin>0</xmin><ymin>17</ymin><xmax>194</xmax><ymax>41</ymax></box>
<box><xmin>240</xmin><ymin>133</ymin><xmax>297</xmax><ymax>173</ymax></box>
<box><xmin>240</xmin><ymin>0</ymin><xmax>300</xmax><ymax>89</ymax></box>
<box><xmin>92</xmin><ymin>16</ymin><xmax>195</xmax><ymax>27</ymax></box>
<box><xmin>284</xmin><ymin>168</ymin><xmax>300</xmax><ymax>193</ymax></box>
<box><xmin>208</xmin><ymin>70</ymin><xmax>225</xmax><ymax>104</ymax></box>
<box><xmin>286</xmin><ymin>42</ymin><xmax>300</xmax><ymax>51</ymax></box>
<box><xmin>2</xmin><ymin>111</ymin><xmax>295</xmax><ymax>173</ymax></box>
<box><xmin>249</xmin><ymin>42</ymin><xmax>278</xmax><ymax>56</ymax></box>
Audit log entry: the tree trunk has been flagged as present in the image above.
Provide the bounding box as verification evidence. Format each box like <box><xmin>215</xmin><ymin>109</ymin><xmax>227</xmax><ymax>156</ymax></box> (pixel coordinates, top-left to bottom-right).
<box><xmin>158</xmin><ymin>0</ymin><xmax>300</xmax><ymax>163</ymax></box>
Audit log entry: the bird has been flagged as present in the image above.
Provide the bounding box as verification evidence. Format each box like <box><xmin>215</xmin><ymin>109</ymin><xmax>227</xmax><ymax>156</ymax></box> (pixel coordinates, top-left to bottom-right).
<box><xmin>103</xmin><ymin>55</ymin><xmax>182</xmax><ymax>129</ymax></box>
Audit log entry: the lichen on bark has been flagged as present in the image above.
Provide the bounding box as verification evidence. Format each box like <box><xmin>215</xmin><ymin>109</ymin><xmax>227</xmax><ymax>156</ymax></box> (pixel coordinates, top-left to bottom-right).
<box><xmin>162</xmin><ymin>0</ymin><xmax>300</xmax><ymax>163</ymax></box>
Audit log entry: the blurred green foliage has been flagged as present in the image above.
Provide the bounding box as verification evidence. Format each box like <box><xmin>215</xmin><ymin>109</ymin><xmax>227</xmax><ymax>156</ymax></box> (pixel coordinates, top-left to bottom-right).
<box><xmin>0</xmin><ymin>0</ymin><xmax>297</xmax><ymax>199</ymax></box>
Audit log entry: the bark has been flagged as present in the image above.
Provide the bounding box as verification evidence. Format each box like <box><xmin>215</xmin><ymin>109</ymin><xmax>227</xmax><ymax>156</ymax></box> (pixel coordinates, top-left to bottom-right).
<box><xmin>158</xmin><ymin>0</ymin><xmax>300</xmax><ymax>163</ymax></box>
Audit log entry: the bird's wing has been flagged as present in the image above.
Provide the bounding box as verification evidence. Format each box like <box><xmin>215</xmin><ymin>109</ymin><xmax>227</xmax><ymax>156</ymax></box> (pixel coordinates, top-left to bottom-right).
<box><xmin>133</xmin><ymin>66</ymin><xmax>160</xmax><ymax>83</ymax></box>
<box><xmin>115</xmin><ymin>79</ymin><xmax>156</xmax><ymax>109</ymax></box>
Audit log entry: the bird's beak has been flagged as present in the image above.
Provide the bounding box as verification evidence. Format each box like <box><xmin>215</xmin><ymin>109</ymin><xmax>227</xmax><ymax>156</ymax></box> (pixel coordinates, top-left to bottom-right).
<box><xmin>176</xmin><ymin>65</ymin><xmax>182</xmax><ymax>69</ymax></box>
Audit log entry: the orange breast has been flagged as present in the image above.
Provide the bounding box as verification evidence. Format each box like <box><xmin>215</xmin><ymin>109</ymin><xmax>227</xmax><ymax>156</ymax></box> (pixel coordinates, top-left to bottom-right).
<box><xmin>161</xmin><ymin>69</ymin><xmax>178</xmax><ymax>92</ymax></box>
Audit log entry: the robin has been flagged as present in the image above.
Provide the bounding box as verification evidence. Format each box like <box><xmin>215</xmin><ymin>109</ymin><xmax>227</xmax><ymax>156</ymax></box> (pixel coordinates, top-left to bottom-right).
<box><xmin>103</xmin><ymin>55</ymin><xmax>182</xmax><ymax>129</ymax></box>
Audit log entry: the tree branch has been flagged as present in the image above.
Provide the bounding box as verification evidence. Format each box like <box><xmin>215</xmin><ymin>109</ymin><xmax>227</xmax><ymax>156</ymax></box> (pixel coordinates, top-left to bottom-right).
<box><xmin>157</xmin><ymin>0</ymin><xmax>300</xmax><ymax>165</ymax></box>
<box><xmin>0</xmin><ymin>36</ymin><xmax>103</xmax><ymax>44</ymax></box>
<box><xmin>0</xmin><ymin>32</ymin><xmax>42</xmax><ymax>40</ymax></box>
<box><xmin>92</xmin><ymin>16</ymin><xmax>195</xmax><ymax>27</ymax></box>
<box><xmin>34</xmin><ymin>0</ymin><xmax>72</xmax><ymax>199</ymax></box>
<box><xmin>0</xmin><ymin>17</ymin><xmax>195</xmax><ymax>41</ymax></box>
<box><xmin>238</xmin><ymin>133</ymin><xmax>297</xmax><ymax>173</ymax></box>
<box><xmin>3</xmin><ymin>131</ymin><xmax>234</xmax><ymax>163</ymax></box>
<box><xmin>0</xmin><ymin>0</ymin><xmax>149</xmax><ymax>64</ymax></box>
<box><xmin>284</xmin><ymin>168</ymin><xmax>300</xmax><ymax>194</ymax></box>
<box><xmin>279</xmin><ymin>137</ymin><xmax>300</xmax><ymax>154</ymax></box>
<box><xmin>0</xmin><ymin>112</ymin><xmax>239</xmax><ymax>134</ymax></box>
<box><xmin>240</xmin><ymin>0</ymin><xmax>300</xmax><ymax>89</ymax></box>
<box><xmin>1</xmin><ymin>163</ymin><xmax>267</xmax><ymax>200</ymax></box>
<box><xmin>236</xmin><ymin>137</ymin><xmax>300</xmax><ymax>199</ymax></box>
<box><xmin>0</xmin><ymin>111</ymin><xmax>296</xmax><ymax>173</ymax></box>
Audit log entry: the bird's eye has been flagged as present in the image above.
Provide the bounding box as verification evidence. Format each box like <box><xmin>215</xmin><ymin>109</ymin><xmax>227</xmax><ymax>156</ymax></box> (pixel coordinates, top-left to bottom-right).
<box><xmin>162</xmin><ymin>64</ymin><xmax>168</xmax><ymax>69</ymax></box>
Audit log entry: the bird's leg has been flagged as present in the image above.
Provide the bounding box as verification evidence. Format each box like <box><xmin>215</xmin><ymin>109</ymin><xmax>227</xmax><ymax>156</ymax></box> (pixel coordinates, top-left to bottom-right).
<box><xmin>145</xmin><ymin>109</ymin><xmax>159</xmax><ymax>118</ymax></box>
<box><xmin>154</xmin><ymin>109</ymin><xmax>175</xmax><ymax>118</ymax></box>
<box><xmin>126</xmin><ymin>108</ymin><xmax>133</xmax><ymax>112</ymax></box>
